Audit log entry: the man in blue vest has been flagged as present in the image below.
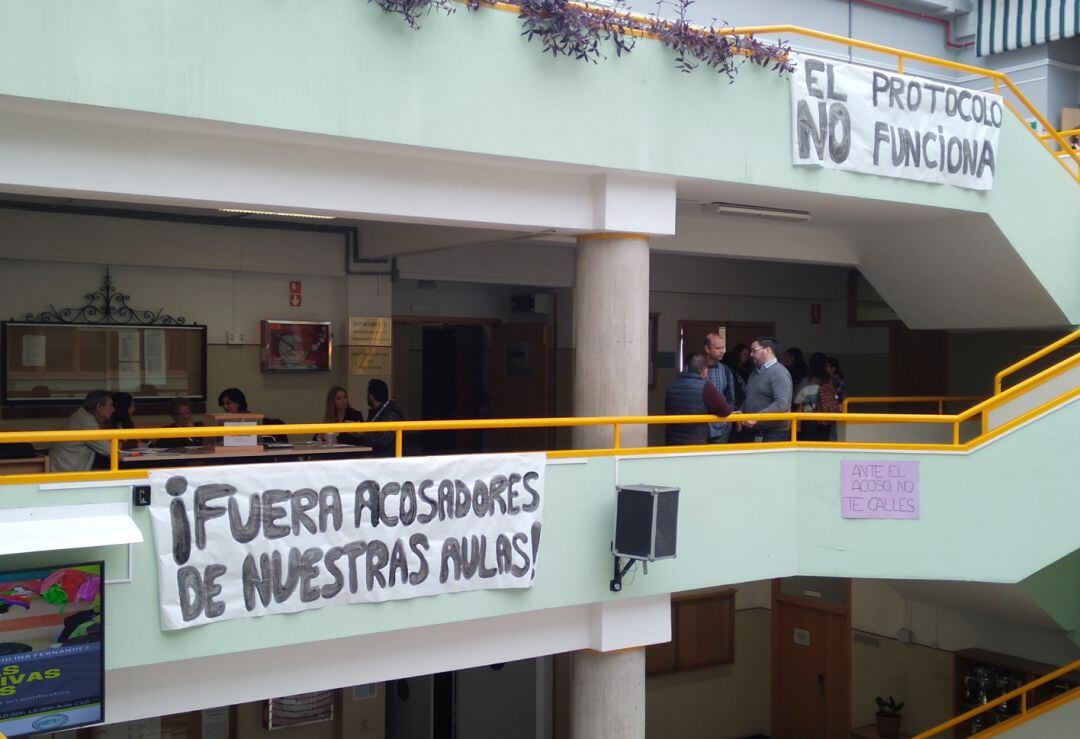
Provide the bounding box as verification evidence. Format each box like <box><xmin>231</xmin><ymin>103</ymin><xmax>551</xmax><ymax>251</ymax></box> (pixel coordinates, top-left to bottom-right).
<box><xmin>664</xmin><ymin>353</ymin><xmax>735</xmax><ymax>446</ymax></box>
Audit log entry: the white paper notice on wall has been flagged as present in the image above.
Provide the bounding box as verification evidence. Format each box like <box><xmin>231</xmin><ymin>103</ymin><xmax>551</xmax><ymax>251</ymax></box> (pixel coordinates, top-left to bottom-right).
<box><xmin>21</xmin><ymin>335</ymin><xmax>45</xmax><ymax>367</ymax></box>
<box><xmin>790</xmin><ymin>54</ymin><xmax>1003</xmax><ymax>190</ymax></box>
<box><xmin>118</xmin><ymin>330</ymin><xmax>141</xmax><ymax>362</ymax></box>
<box><xmin>144</xmin><ymin>329</ymin><xmax>167</xmax><ymax>387</ymax></box>
<box><xmin>793</xmin><ymin>627</ymin><xmax>811</xmax><ymax>647</ymax></box>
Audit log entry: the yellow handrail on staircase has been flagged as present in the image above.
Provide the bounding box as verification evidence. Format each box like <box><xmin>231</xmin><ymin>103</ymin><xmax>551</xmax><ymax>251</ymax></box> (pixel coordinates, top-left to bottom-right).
<box><xmin>842</xmin><ymin>396</ymin><xmax>984</xmax><ymax>414</ymax></box>
<box><xmin>913</xmin><ymin>656</ymin><xmax>1080</xmax><ymax>738</ymax></box>
<box><xmin>995</xmin><ymin>326</ymin><xmax>1080</xmax><ymax>393</ymax></box>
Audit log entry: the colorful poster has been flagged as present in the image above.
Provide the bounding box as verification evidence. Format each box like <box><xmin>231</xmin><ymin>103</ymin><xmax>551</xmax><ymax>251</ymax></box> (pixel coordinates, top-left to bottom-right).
<box><xmin>260</xmin><ymin>321</ymin><xmax>331</xmax><ymax>372</ymax></box>
<box><xmin>0</xmin><ymin>562</ymin><xmax>104</xmax><ymax>737</ymax></box>
<box><xmin>148</xmin><ymin>454</ymin><xmax>545</xmax><ymax>630</ymax></box>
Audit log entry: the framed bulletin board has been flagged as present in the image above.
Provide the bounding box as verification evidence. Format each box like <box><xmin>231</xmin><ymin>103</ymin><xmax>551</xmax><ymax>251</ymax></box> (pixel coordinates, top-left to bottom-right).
<box><xmin>260</xmin><ymin>320</ymin><xmax>332</xmax><ymax>372</ymax></box>
<box><xmin>1</xmin><ymin>322</ymin><xmax>207</xmax><ymax>405</ymax></box>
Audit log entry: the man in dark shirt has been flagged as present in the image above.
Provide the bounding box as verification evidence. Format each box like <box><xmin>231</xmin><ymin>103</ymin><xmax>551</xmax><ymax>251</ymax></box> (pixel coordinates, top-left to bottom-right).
<box><xmin>740</xmin><ymin>337</ymin><xmax>794</xmax><ymax>443</ymax></box>
<box><xmin>664</xmin><ymin>353</ymin><xmax>734</xmax><ymax>446</ymax></box>
<box><xmin>360</xmin><ymin>379</ymin><xmax>405</xmax><ymax>457</ymax></box>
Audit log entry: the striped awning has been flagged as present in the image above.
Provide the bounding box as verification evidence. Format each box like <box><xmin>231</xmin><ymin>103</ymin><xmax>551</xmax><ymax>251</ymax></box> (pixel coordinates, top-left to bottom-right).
<box><xmin>977</xmin><ymin>0</ymin><xmax>1080</xmax><ymax>55</ymax></box>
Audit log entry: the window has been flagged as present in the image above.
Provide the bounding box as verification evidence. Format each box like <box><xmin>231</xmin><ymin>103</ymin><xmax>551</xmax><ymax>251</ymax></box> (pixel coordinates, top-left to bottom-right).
<box><xmin>646</xmin><ymin>589</ymin><xmax>735</xmax><ymax>675</ymax></box>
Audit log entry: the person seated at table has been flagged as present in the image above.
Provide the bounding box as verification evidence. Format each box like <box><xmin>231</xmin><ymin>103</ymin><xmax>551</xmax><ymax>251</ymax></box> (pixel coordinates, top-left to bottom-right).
<box><xmin>319</xmin><ymin>386</ymin><xmax>366</xmax><ymax>445</ymax></box>
<box><xmin>217</xmin><ymin>387</ymin><xmax>287</xmax><ymax>443</ymax></box>
<box><xmin>217</xmin><ymin>387</ymin><xmax>249</xmax><ymax>413</ymax></box>
<box><xmin>49</xmin><ymin>390</ymin><xmax>114</xmax><ymax>472</ymax></box>
<box><xmin>109</xmin><ymin>392</ymin><xmax>142</xmax><ymax>450</ymax></box>
<box><xmin>357</xmin><ymin>379</ymin><xmax>404</xmax><ymax>458</ymax></box>
<box><xmin>153</xmin><ymin>397</ymin><xmax>202</xmax><ymax>449</ymax></box>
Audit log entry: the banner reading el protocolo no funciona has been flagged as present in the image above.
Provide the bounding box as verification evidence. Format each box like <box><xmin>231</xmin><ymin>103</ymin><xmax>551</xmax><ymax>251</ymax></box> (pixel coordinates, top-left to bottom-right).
<box><xmin>791</xmin><ymin>55</ymin><xmax>1003</xmax><ymax>190</ymax></box>
<box><xmin>148</xmin><ymin>453</ymin><xmax>545</xmax><ymax>630</ymax></box>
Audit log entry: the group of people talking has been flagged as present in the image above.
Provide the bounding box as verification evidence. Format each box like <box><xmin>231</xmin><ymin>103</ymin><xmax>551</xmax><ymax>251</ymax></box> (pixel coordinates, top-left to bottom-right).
<box><xmin>664</xmin><ymin>334</ymin><xmax>846</xmax><ymax>445</ymax></box>
<box><xmin>48</xmin><ymin>379</ymin><xmax>403</xmax><ymax>472</ymax></box>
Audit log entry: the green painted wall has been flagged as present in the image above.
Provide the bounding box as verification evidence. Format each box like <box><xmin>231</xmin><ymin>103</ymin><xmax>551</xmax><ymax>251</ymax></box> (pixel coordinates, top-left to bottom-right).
<box><xmin>0</xmin><ymin>0</ymin><xmax>1077</xmax><ymax>316</ymax></box>
<box><xmin>0</xmin><ymin>397</ymin><xmax>1076</xmax><ymax>671</ymax></box>
<box><xmin>1020</xmin><ymin>550</ymin><xmax>1080</xmax><ymax>646</ymax></box>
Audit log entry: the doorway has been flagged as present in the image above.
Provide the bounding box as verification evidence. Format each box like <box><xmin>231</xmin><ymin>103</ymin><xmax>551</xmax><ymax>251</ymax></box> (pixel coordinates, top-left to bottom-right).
<box><xmin>489</xmin><ymin>322</ymin><xmax>549</xmax><ymax>452</ymax></box>
<box><xmin>771</xmin><ymin>579</ymin><xmax>851</xmax><ymax>739</ymax></box>
<box><xmin>419</xmin><ymin>324</ymin><xmax>486</xmax><ymax>455</ymax></box>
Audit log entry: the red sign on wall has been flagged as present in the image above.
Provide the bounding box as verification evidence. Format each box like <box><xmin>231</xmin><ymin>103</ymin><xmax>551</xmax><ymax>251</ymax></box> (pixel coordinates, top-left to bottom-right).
<box><xmin>289</xmin><ymin>293</ymin><xmax>302</xmax><ymax>307</ymax></box>
<box><xmin>289</xmin><ymin>281</ymin><xmax>302</xmax><ymax>294</ymax></box>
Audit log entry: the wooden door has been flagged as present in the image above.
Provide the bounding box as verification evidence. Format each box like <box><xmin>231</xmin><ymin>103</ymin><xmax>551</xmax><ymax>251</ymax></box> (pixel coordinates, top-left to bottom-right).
<box><xmin>772</xmin><ymin>597</ymin><xmax>849</xmax><ymax>739</ymax></box>
<box><xmin>490</xmin><ymin>323</ymin><xmax>549</xmax><ymax>451</ymax></box>
<box><xmin>889</xmin><ymin>327</ymin><xmax>947</xmax><ymax>396</ymax></box>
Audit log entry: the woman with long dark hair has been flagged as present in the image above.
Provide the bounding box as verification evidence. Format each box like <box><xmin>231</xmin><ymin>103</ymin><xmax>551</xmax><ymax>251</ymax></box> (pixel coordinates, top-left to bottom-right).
<box><xmin>109</xmin><ymin>392</ymin><xmax>140</xmax><ymax>449</ymax></box>
<box><xmin>320</xmin><ymin>386</ymin><xmax>365</xmax><ymax>445</ymax></box>
<box><xmin>795</xmin><ymin>353</ymin><xmax>833</xmax><ymax>441</ymax></box>
<box><xmin>825</xmin><ymin>357</ymin><xmax>846</xmax><ymax>404</ymax></box>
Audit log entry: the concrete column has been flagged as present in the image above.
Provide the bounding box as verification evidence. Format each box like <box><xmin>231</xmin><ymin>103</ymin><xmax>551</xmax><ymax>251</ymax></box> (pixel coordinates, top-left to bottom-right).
<box><xmin>570</xmin><ymin>649</ymin><xmax>646</xmax><ymax>739</ymax></box>
<box><xmin>572</xmin><ymin>233</ymin><xmax>650</xmax><ymax>450</ymax></box>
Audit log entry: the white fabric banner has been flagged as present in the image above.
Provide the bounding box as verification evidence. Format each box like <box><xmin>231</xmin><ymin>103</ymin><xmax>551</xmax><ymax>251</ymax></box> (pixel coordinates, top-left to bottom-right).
<box><xmin>790</xmin><ymin>55</ymin><xmax>1004</xmax><ymax>190</ymax></box>
<box><xmin>148</xmin><ymin>453</ymin><xmax>545</xmax><ymax>630</ymax></box>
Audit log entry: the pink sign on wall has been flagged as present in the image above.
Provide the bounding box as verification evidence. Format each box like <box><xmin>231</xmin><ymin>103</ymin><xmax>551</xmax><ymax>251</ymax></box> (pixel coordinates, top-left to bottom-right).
<box><xmin>841</xmin><ymin>460</ymin><xmax>919</xmax><ymax>519</ymax></box>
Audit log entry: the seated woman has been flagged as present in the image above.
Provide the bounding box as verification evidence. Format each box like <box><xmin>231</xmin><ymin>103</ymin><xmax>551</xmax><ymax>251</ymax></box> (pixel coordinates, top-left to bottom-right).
<box><xmin>320</xmin><ymin>386</ymin><xmax>366</xmax><ymax>445</ymax></box>
<box><xmin>217</xmin><ymin>387</ymin><xmax>249</xmax><ymax>414</ymax></box>
<box><xmin>109</xmin><ymin>392</ymin><xmax>142</xmax><ymax>450</ymax></box>
<box><xmin>153</xmin><ymin>397</ymin><xmax>201</xmax><ymax>449</ymax></box>
<box><xmin>217</xmin><ymin>387</ymin><xmax>287</xmax><ymax>443</ymax></box>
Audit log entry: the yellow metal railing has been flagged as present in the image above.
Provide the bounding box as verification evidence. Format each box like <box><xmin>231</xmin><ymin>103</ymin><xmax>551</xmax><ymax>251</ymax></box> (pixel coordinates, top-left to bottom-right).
<box><xmin>913</xmin><ymin>656</ymin><xmax>1080</xmax><ymax>738</ymax></box>
<box><xmin>843</xmin><ymin>395</ymin><xmax>985</xmax><ymax>414</ymax></box>
<box><xmin>1</xmin><ymin>342</ymin><xmax>1077</xmax><ymax>487</ymax></box>
<box><xmin>995</xmin><ymin>326</ymin><xmax>1080</xmax><ymax>393</ymax></box>
<box><xmin>476</xmin><ymin>2</ymin><xmax>1080</xmax><ymax>183</ymax></box>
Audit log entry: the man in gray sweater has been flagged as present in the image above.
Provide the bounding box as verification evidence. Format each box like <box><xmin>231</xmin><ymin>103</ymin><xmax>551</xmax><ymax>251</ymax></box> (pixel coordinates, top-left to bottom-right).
<box><xmin>740</xmin><ymin>337</ymin><xmax>793</xmax><ymax>442</ymax></box>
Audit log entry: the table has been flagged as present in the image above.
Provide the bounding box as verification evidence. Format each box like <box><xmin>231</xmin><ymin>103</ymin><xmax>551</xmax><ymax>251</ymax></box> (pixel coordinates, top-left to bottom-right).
<box><xmin>0</xmin><ymin>455</ymin><xmax>49</xmax><ymax>476</ymax></box>
<box><xmin>119</xmin><ymin>442</ymin><xmax>373</xmax><ymax>469</ymax></box>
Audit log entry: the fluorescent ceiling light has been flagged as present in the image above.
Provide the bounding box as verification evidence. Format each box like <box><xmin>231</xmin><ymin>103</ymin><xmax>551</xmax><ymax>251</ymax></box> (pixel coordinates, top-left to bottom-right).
<box><xmin>219</xmin><ymin>208</ymin><xmax>335</xmax><ymax>220</ymax></box>
<box><xmin>707</xmin><ymin>202</ymin><xmax>812</xmax><ymax>223</ymax></box>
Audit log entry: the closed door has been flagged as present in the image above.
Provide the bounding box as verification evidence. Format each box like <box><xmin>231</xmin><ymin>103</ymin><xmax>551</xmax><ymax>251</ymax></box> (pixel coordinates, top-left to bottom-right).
<box><xmin>490</xmin><ymin>323</ymin><xmax>549</xmax><ymax>451</ymax></box>
<box><xmin>773</xmin><ymin>599</ymin><xmax>849</xmax><ymax>739</ymax></box>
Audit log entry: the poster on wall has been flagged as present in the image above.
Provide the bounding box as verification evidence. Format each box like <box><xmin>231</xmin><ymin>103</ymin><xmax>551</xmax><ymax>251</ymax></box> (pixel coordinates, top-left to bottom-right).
<box><xmin>260</xmin><ymin>320</ymin><xmax>331</xmax><ymax>372</ymax></box>
<box><xmin>0</xmin><ymin>562</ymin><xmax>104</xmax><ymax>737</ymax></box>
<box><xmin>840</xmin><ymin>460</ymin><xmax>919</xmax><ymax>519</ymax></box>
<box><xmin>791</xmin><ymin>54</ymin><xmax>1003</xmax><ymax>190</ymax></box>
<box><xmin>148</xmin><ymin>453</ymin><xmax>545</xmax><ymax>630</ymax></box>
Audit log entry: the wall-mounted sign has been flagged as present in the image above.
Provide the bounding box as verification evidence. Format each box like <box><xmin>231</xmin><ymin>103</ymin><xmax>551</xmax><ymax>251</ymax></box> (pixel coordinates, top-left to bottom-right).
<box><xmin>841</xmin><ymin>460</ymin><xmax>919</xmax><ymax>519</ymax></box>
<box><xmin>793</xmin><ymin>627</ymin><xmax>811</xmax><ymax>647</ymax></box>
<box><xmin>0</xmin><ymin>562</ymin><xmax>104</xmax><ymax>737</ymax></box>
<box><xmin>348</xmin><ymin>317</ymin><xmax>391</xmax><ymax>347</ymax></box>
<box><xmin>791</xmin><ymin>55</ymin><xmax>1003</xmax><ymax>190</ymax></box>
<box><xmin>349</xmin><ymin>346</ymin><xmax>391</xmax><ymax>376</ymax></box>
<box><xmin>148</xmin><ymin>454</ymin><xmax>546</xmax><ymax>630</ymax></box>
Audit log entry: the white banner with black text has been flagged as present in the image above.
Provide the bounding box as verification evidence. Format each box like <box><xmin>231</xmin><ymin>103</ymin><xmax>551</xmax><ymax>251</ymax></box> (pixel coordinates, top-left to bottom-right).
<box><xmin>148</xmin><ymin>453</ymin><xmax>545</xmax><ymax>630</ymax></box>
<box><xmin>791</xmin><ymin>55</ymin><xmax>1003</xmax><ymax>190</ymax></box>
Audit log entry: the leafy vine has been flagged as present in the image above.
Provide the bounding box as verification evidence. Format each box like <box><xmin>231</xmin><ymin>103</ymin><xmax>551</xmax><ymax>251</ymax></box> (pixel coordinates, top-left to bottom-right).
<box><xmin>369</xmin><ymin>0</ymin><xmax>794</xmax><ymax>78</ymax></box>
